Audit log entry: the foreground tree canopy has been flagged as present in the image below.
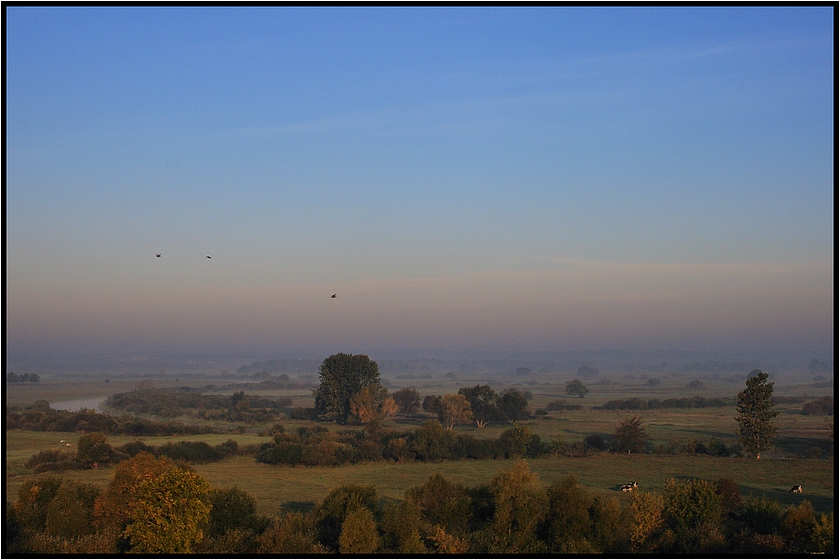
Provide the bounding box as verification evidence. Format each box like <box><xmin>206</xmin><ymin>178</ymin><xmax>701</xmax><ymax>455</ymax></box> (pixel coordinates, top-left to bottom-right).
<box><xmin>313</xmin><ymin>353</ymin><xmax>383</xmax><ymax>424</ymax></box>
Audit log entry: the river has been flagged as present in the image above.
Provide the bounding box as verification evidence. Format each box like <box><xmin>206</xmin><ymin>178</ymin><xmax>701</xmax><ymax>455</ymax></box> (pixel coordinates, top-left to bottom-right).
<box><xmin>49</xmin><ymin>396</ymin><xmax>108</xmax><ymax>413</ymax></box>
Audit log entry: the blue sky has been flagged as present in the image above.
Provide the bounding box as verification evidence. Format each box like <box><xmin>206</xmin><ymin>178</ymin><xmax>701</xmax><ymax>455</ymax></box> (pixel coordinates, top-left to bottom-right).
<box><xmin>5</xmin><ymin>6</ymin><xmax>834</xmax><ymax>359</ymax></box>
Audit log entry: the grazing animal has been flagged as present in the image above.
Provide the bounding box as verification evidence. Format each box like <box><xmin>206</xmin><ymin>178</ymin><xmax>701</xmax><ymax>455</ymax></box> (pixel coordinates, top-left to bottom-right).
<box><xmin>620</xmin><ymin>482</ymin><xmax>638</xmax><ymax>492</ymax></box>
<box><xmin>790</xmin><ymin>485</ymin><xmax>802</xmax><ymax>494</ymax></box>
<box><xmin>331</xmin><ymin>294</ymin><xmax>337</xmax><ymax>298</ymax></box>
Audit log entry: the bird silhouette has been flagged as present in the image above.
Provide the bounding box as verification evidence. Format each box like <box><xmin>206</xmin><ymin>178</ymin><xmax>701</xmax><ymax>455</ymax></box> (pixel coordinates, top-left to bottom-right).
<box><xmin>156</xmin><ymin>254</ymin><xmax>161</xmax><ymax>258</ymax></box>
<box><xmin>206</xmin><ymin>256</ymin><xmax>212</xmax><ymax>259</ymax></box>
<box><xmin>331</xmin><ymin>294</ymin><xmax>337</xmax><ymax>298</ymax></box>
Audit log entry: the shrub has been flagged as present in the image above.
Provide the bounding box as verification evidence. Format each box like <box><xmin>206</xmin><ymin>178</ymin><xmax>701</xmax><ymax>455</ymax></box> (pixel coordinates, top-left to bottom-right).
<box><xmin>498</xmin><ymin>423</ymin><xmax>534</xmax><ymax>458</ymax></box>
<box><xmin>410</xmin><ymin>420</ymin><xmax>454</xmax><ymax>462</ymax></box>
<box><xmin>583</xmin><ymin>434</ymin><xmax>608</xmax><ymax>452</ymax></box>
<box><xmin>76</xmin><ymin>432</ymin><xmax>117</xmax><ymax>466</ymax></box>
<box><xmin>802</xmin><ymin>397</ymin><xmax>833</xmax><ymax>416</ymax></box>
<box><xmin>157</xmin><ymin>441</ymin><xmax>223</xmax><ymax>463</ymax></box>
<box><xmin>256</xmin><ymin>442</ymin><xmax>305</xmax><ymax>465</ymax></box>
<box><xmin>25</xmin><ymin>449</ymin><xmax>79</xmax><ymax>472</ymax></box>
<box><xmin>115</xmin><ymin>440</ymin><xmax>154</xmax><ymax>457</ymax></box>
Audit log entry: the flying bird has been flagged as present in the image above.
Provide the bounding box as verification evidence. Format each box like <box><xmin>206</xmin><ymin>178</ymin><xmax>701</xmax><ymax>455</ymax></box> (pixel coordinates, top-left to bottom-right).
<box><xmin>206</xmin><ymin>256</ymin><xmax>212</xmax><ymax>259</ymax></box>
<box><xmin>331</xmin><ymin>294</ymin><xmax>337</xmax><ymax>298</ymax></box>
<box><xmin>156</xmin><ymin>254</ymin><xmax>161</xmax><ymax>257</ymax></box>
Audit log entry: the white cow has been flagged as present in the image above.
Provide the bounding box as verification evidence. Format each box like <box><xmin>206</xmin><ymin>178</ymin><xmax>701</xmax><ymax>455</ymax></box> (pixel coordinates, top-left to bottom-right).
<box><xmin>620</xmin><ymin>482</ymin><xmax>638</xmax><ymax>492</ymax></box>
<box><xmin>789</xmin><ymin>485</ymin><xmax>802</xmax><ymax>494</ymax></box>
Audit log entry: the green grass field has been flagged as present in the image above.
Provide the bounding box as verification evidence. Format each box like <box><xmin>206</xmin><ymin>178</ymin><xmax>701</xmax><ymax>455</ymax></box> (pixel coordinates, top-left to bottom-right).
<box><xmin>6</xmin><ymin>439</ymin><xmax>833</xmax><ymax>517</ymax></box>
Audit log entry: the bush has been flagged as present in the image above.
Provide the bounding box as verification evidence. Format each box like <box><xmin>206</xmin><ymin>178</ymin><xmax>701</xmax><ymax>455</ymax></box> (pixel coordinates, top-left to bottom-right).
<box><xmin>76</xmin><ymin>432</ymin><xmax>117</xmax><ymax>466</ymax></box>
<box><xmin>157</xmin><ymin>441</ymin><xmax>223</xmax><ymax>463</ymax></box>
<box><xmin>545</xmin><ymin>401</ymin><xmax>582</xmax><ymax>411</ymax></box>
<box><xmin>802</xmin><ymin>397</ymin><xmax>833</xmax><ymax>416</ymax></box>
<box><xmin>497</xmin><ymin>424</ymin><xmax>533</xmax><ymax>458</ymax></box>
<box><xmin>256</xmin><ymin>442</ymin><xmax>305</xmax><ymax>465</ymax></box>
<box><xmin>706</xmin><ymin>438</ymin><xmax>729</xmax><ymax>457</ymax></box>
<box><xmin>115</xmin><ymin>440</ymin><xmax>155</xmax><ymax>457</ymax></box>
<box><xmin>410</xmin><ymin>420</ymin><xmax>454</xmax><ymax>462</ymax></box>
<box><xmin>583</xmin><ymin>434</ymin><xmax>608</xmax><ymax>452</ymax></box>
<box><xmin>25</xmin><ymin>449</ymin><xmax>79</xmax><ymax>472</ymax></box>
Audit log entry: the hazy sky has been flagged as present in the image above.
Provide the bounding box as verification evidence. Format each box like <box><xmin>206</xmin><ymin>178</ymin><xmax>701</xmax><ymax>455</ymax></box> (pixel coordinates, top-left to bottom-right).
<box><xmin>5</xmin><ymin>6</ymin><xmax>835</xmax><ymax>360</ymax></box>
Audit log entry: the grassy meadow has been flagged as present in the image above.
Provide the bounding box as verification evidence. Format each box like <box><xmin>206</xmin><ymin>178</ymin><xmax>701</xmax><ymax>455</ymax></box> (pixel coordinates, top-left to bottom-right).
<box><xmin>5</xmin><ymin>367</ymin><xmax>835</xmax><ymax>517</ymax></box>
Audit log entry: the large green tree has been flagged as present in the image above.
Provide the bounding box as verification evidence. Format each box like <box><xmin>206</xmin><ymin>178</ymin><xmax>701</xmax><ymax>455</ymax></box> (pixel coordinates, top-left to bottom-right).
<box><xmin>313</xmin><ymin>353</ymin><xmax>382</xmax><ymax>423</ymax></box>
<box><xmin>735</xmin><ymin>370</ymin><xmax>779</xmax><ymax>459</ymax></box>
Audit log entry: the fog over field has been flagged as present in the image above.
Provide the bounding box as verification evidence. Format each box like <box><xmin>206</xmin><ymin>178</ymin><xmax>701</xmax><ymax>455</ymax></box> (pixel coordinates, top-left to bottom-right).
<box><xmin>5</xmin><ymin>7</ymin><xmax>834</xmax><ymax>378</ymax></box>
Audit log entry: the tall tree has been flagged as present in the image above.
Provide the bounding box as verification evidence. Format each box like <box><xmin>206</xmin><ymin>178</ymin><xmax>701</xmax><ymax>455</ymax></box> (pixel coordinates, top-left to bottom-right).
<box><xmin>458</xmin><ymin>385</ymin><xmax>504</xmax><ymax>427</ymax></box>
<box><xmin>392</xmin><ymin>387</ymin><xmax>421</xmax><ymax>414</ymax></box>
<box><xmin>735</xmin><ymin>370</ymin><xmax>779</xmax><ymax>459</ymax></box>
<box><xmin>613</xmin><ymin>416</ymin><xmax>647</xmax><ymax>454</ymax></box>
<box><xmin>439</xmin><ymin>394</ymin><xmax>473</xmax><ymax>429</ymax></box>
<box><xmin>313</xmin><ymin>353</ymin><xmax>382</xmax><ymax>424</ymax></box>
<box><xmin>497</xmin><ymin>390</ymin><xmax>529</xmax><ymax>422</ymax></box>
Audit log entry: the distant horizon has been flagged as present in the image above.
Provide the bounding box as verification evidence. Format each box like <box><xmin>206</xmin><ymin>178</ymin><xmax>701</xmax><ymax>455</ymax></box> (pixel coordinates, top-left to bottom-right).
<box><xmin>5</xmin><ymin>6</ymin><xmax>834</xmax><ymax>369</ymax></box>
<box><xmin>5</xmin><ymin>345</ymin><xmax>833</xmax><ymax>375</ymax></box>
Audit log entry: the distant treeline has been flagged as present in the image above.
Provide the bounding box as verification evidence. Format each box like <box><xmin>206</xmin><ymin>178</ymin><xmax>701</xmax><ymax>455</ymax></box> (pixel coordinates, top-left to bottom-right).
<box><xmin>600</xmin><ymin>396</ymin><xmax>732</xmax><ymax>411</ymax></box>
<box><xmin>6</xmin><ymin>372</ymin><xmax>40</xmax><ymax>384</ymax></box>
<box><xmin>6</xmin><ymin>401</ymin><xmax>214</xmax><ymax>436</ymax></box>
<box><xmin>237</xmin><ymin>359</ymin><xmax>320</xmax><ymax>375</ymax></box>
<box><xmin>202</xmin><ymin>375</ymin><xmax>314</xmax><ymax>391</ymax></box>
<box><xmin>104</xmin><ymin>388</ymin><xmax>293</xmax><ymax>423</ymax></box>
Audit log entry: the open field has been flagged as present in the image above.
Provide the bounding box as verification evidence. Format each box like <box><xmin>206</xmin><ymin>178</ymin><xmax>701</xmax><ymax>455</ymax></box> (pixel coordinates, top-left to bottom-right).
<box><xmin>6</xmin><ymin>437</ymin><xmax>833</xmax><ymax>517</ymax></box>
